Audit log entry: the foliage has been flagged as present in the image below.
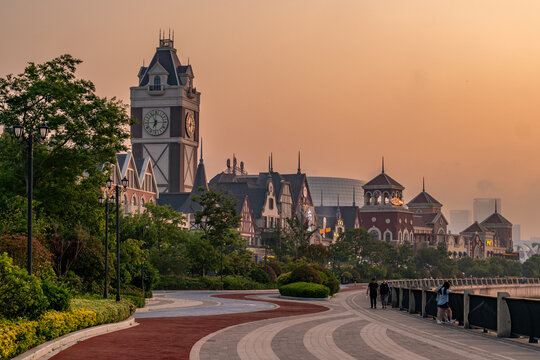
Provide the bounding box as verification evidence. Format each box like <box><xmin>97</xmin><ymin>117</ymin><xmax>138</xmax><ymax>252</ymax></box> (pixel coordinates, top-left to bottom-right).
<box><xmin>41</xmin><ymin>279</ymin><xmax>71</xmax><ymax>312</ymax></box>
<box><xmin>156</xmin><ymin>276</ymin><xmax>276</xmax><ymax>290</ymax></box>
<box><xmin>523</xmin><ymin>255</ymin><xmax>540</xmax><ymax>277</ymax></box>
<box><xmin>277</xmin><ymin>272</ymin><xmax>292</xmax><ymax>287</ymax></box>
<box><xmin>71</xmin><ymin>298</ymin><xmax>135</xmax><ymax>325</ymax></box>
<box><xmin>314</xmin><ymin>266</ymin><xmax>340</xmax><ymax>295</ymax></box>
<box><xmin>0</xmin><ymin>234</ymin><xmax>54</xmax><ymax>278</ymax></box>
<box><xmin>249</xmin><ymin>266</ymin><xmax>272</xmax><ymax>284</ymax></box>
<box><xmin>0</xmin><ymin>296</ymin><xmax>133</xmax><ymax>360</ymax></box>
<box><xmin>0</xmin><ymin>253</ymin><xmax>48</xmax><ymax>319</ymax></box>
<box><xmin>279</xmin><ymin>282</ymin><xmax>330</xmax><ymax>298</ymax></box>
<box><xmin>267</xmin><ymin>261</ymin><xmax>282</xmax><ymax>276</ymax></box>
<box><xmin>289</xmin><ymin>264</ymin><xmax>322</xmax><ymax>284</ymax></box>
<box><xmin>414</xmin><ymin>247</ymin><xmax>459</xmax><ymax>278</ymax></box>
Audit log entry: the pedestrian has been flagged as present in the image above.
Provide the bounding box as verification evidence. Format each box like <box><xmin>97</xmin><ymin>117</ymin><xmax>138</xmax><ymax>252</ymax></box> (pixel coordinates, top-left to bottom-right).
<box><xmin>379</xmin><ymin>280</ymin><xmax>389</xmax><ymax>309</ymax></box>
<box><xmin>436</xmin><ymin>281</ymin><xmax>455</xmax><ymax>324</ymax></box>
<box><xmin>366</xmin><ymin>278</ymin><xmax>379</xmax><ymax>309</ymax></box>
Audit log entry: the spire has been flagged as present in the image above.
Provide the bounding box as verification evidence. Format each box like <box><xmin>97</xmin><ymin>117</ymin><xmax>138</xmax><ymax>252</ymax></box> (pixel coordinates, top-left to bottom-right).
<box><xmin>321</xmin><ymin>189</ymin><xmax>324</xmax><ymax>206</ymax></box>
<box><xmin>297</xmin><ymin>151</ymin><xmax>301</xmax><ymax>175</ymax></box>
<box><xmin>353</xmin><ymin>187</ymin><xmax>356</xmax><ymax>207</ymax></box>
<box><xmin>268</xmin><ymin>156</ymin><xmax>271</xmax><ymax>173</ymax></box>
<box><xmin>422</xmin><ymin>177</ymin><xmax>425</xmax><ymax>192</ymax></box>
<box><xmin>382</xmin><ymin>156</ymin><xmax>385</xmax><ymax>173</ymax></box>
<box><xmin>270</xmin><ymin>152</ymin><xmax>273</xmax><ymax>173</ymax></box>
<box><xmin>495</xmin><ymin>199</ymin><xmax>498</xmax><ymax>213</ymax></box>
<box><xmin>199</xmin><ymin>137</ymin><xmax>203</xmax><ymax>163</ymax></box>
<box><xmin>337</xmin><ymin>194</ymin><xmax>340</xmax><ymax>207</ymax></box>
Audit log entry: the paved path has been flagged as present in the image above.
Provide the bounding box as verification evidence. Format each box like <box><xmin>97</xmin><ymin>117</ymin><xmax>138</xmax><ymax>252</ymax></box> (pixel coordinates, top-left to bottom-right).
<box><xmin>50</xmin><ymin>288</ymin><xmax>540</xmax><ymax>359</ymax></box>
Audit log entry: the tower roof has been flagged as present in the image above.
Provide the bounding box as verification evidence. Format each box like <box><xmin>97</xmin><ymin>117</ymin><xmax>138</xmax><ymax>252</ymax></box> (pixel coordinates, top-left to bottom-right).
<box><xmin>481</xmin><ymin>212</ymin><xmax>512</xmax><ymax>226</ymax></box>
<box><xmin>407</xmin><ymin>191</ymin><xmax>442</xmax><ymax>207</ymax></box>
<box><xmin>462</xmin><ymin>221</ymin><xmax>490</xmax><ymax>234</ymax></box>
<box><xmin>363</xmin><ymin>172</ymin><xmax>404</xmax><ymax>190</ymax></box>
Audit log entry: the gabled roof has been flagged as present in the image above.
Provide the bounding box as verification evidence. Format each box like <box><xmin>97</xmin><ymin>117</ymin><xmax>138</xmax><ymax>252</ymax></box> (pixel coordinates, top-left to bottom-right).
<box><xmin>213</xmin><ymin>182</ymin><xmax>267</xmax><ymax>218</ymax></box>
<box><xmin>157</xmin><ymin>193</ymin><xmax>191</xmax><ymax>212</ymax></box>
<box><xmin>481</xmin><ymin>212</ymin><xmax>512</xmax><ymax>226</ymax></box>
<box><xmin>462</xmin><ymin>221</ymin><xmax>491</xmax><ymax>234</ymax></box>
<box><xmin>192</xmin><ymin>159</ymin><xmax>208</xmax><ymax>193</ymax></box>
<box><xmin>413</xmin><ymin>213</ymin><xmax>438</xmax><ymax>227</ymax></box>
<box><xmin>407</xmin><ymin>191</ymin><xmax>442</xmax><ymax>207</ymax></box>
<box><xmin>363</xmin><ymin>172</ymin><xmax>404</xmax><ymax>189</ymax></box>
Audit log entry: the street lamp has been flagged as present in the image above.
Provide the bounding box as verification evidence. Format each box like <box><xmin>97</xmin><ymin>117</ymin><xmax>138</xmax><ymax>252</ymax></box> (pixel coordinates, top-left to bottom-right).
<box><xmin>107</xmin><ymin>176</ymin><xmax>128</xmax><ymax>301</ymax></box>
<box><xmin>99</xmin><ymin>194</ymin><xmax>111</xmax><ymax>299</ymax></box>
<box><xmin>11</xmin><ymin>122</ymin><xmax>48</xmax><ymax>275</ymax></box>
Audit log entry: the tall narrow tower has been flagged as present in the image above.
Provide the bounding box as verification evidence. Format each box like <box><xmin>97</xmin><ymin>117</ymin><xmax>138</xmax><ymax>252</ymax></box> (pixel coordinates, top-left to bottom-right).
<box><xmin>130</xmin><ymin>33</ymin><xmax>201</xmax><ymax>193</ymax></box>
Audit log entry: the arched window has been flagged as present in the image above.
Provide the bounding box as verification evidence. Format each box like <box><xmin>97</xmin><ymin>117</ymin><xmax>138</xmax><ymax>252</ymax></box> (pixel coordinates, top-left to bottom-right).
<box><xmin>369</xmin><ymin>227</ymin><xmax>381</xmax><ymax>240</ymax></box>
<box><xmin>383</xmin><ymin>192</ymin><xmax>390</xmax><ymax>205</ymax></box>
<box><xmin>365</xmin><ymin>192</ymin><xmax>372</xmax><ymax>205</ymax></box>
<box><xmin>384</xmin><ymin>231</ymin><xmax>392</xmax><ymax>241</ymax></box>
<box><xmin>404</xmin><ymin>231</ymin><xmax>409</xmax><ymax>242</ymax></box>
<box><xmin>374</xmin><ymin>191</ymin><xmax>381</xmax><ymax>205</ymax></box>
<box><xmin>269</xmin><ymin>198</ymin><xmax>274</xmax><ymax>210</ymax></box>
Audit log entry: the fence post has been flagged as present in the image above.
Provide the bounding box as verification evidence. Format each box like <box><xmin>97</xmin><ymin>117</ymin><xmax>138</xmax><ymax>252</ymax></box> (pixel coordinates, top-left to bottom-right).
<box><xmin>409</xmin><ymin>289</ymin><xmax>415</xmax><ymax>314</ymax></box>
<box><xmin>391</xmin><ymin>287</ymin><xmax>399</xmax><ymax>308</ymax></box>
<box><xmin>399</xmin><ymin>288</ymin><xmax>404</xmax><ymax>310</ymax></box>
<box><xmin>464</xmin><ymin>290</ymin><xmax>474</xmax><ymax>329</ymax></box>
<box><xmin>497</xmin><ymin>292</ymin><xmax>511</xmax><ymax>337</ymax></box>
<box><xmin>421</xmin><ymin>289</ymin><xmax>427</xmax><ymax>318</ymax></box>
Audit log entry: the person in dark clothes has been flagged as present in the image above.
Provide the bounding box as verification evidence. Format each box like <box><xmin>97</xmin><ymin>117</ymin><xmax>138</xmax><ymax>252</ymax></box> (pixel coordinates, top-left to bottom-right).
<box><xmin>366</xmin><ymin>278</ymin><xmax>379</xmax><ymax>309</ymax></box>
<box><xmin>379</xmin><ymin>280</ymin><xmax>390</xmax><ymax>309</ymax></box>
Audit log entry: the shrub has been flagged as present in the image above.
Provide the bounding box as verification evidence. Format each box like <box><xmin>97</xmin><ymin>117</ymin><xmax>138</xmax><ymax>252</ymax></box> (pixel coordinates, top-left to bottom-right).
<box><xmin>249</xmin><ymin>267</ymin><xmax>271</xmax><ymax>284</ymax></box>
<box><xmin>289</xmin><ymin>264</ymin><xmax>322</xmax><ymax>284</ymax></box>
<box><xmin>71</xmin><ymin>298</ymin><xmax>135</xmax><ymax>325</ymax></box>
<box><xmin>277</xmin><ymin>272</ymin><xmax>292</xmax><ymax>287</ymax></box>
<box><xmin>267</xmin><ymin>261</ymin><xmax>282</xmax><ymax>276</ymax></box>
<box><xmin>42</xmin><ymin>280</ymin><xmax>72</xmax><ymax>312</ymax></box>
<box><xmin>314</xmin><ymin>267</ymin><xmax>340</xmax><ymax>295</ymax></box>
<box><xmin>0</xmin><ymin>318</ymin><xmax>39</xmax><ymax>359</ymax></box>
<box><xmin>263</xmin><ymin>264</ymin><xmax>277</xmax><ymax>282</ymax></box>
<box><xmin>36</xmin><ymin>309</ymin><xmax>95</xmax><ymax>340</ymax></box>
<box><xmin>279</xmin><ymin>282</ymin><xmax>330</xmax><ymax>298</ymax></box>
<box><xmin>123</xmin><ymin>295</ymin><xmax>145</xmax><ymax>308</ymax></box>
<box><xmin>0</xmin><ymin>253</ymin><xmax>48</xmax><ymax>319</ymax></box>
<box><xmin>157</xmin><ymin>276</ymin><xmax>276</xmax><ymax>290</ymax></box>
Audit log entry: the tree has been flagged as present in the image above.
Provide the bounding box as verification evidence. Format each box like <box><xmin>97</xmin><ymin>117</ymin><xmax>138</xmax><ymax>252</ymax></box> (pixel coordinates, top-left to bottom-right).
<box><xmin>282</xmin><ymin>216</ymin><xmax>317</xmax><ymax>259</ymax></box>
<box><xmin>0</xmin><ymin>54</ymin><xmax>131</xmax><ymax>240</ymax></box>
<box><xmin>414</xmin><ymin>246</ymin><xmax>458</xmax><ymax>278</ymax></box>
<box><xmin>523</xmin><ymin>255</ymin><xmax>540</xmax><ymax>277</ymax></box>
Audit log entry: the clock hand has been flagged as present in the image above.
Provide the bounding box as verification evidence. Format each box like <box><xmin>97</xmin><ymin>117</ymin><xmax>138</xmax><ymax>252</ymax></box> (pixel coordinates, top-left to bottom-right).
<box><xmin>153</xmin><ymin>116</ymin><xmax>157</xmax><ymax>128</ymax></box>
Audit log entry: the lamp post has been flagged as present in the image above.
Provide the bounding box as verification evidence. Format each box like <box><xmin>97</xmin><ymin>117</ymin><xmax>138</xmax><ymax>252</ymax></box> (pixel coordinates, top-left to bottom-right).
<box><xmin>99</xmin><ymin>193</ymin><xmax>112</xmax><ymax>299</ymax></box>
<box><xmin>106</xmin><ymin>176</ymin><xmax>128</xmax><ymax>302</ymax></box>
<box><xmin>220</xmin><ymin>242</ymin><xmax>224</xmax><ymax>290</ymax></box>
<box><xmin>11</xmin><ymin>122</ymin><xmax>48</xmax><ymax>275</ymax></box>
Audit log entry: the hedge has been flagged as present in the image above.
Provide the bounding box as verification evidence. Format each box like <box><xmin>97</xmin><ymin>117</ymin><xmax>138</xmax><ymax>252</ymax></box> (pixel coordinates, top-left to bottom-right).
<box><xmin>278</xmin><ymin>282</ymin><xmax>330</xmax><ymax>298</ymax></box>
<box><xmin>157</xmin><ymin>276</ymin><xmax>276</xmax><ymax>290</ymax></box>
<box><xmin>0</xmin><ymin>299</ymin><xmax>135</xmax><ymax>360</ymax></box>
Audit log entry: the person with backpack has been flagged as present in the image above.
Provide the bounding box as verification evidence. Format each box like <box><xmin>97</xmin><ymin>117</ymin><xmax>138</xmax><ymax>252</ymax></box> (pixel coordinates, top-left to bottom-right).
<box><xmin>366</xmin><ymin>278</ymin><xmax>379</xmax><ymax>309</ymax></box>
<box><xmin>436</xmin><ymin>281</ymin><xmax>455</xmax><ymax>324</ymax></box>
<box><xmin>379</xmin><ymin>280</ymin><xmax>390</xmax><ymax>309</ymax></box>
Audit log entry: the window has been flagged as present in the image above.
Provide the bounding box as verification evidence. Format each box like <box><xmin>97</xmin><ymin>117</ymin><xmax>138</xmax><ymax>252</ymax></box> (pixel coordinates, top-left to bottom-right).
<box><xmin>269</xmin><ymin>198</ymin><xmax>274</xmax><ymax>210</ymax></box>
<box><xmin>152</xmin><ymin>76</ymin><xmax>161</xmax><ymax>90</ymax></box>
<box><xmin>385</xmin><ymin>231</ymin><xmax>391</xmax><ymax>241</ymax></box>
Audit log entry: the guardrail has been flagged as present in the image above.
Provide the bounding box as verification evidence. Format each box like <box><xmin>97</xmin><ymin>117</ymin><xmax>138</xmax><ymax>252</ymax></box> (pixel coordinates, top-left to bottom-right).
<box><xmin>388</xmin><ymin>277</ymin><xmax>540</xmax><ymax>289</ymax></box>
<box><xmin>389</xmin><ymin>281</ymin><xmax>540</xmax><ymax>343</ymax></box>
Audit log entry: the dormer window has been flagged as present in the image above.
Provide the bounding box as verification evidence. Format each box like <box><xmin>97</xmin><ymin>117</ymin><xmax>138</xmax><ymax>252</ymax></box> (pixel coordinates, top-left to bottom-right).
<box><xmin>151</xmin><ymin>76</ymin><xmax>162</xmax><ymax>91</ymax></box>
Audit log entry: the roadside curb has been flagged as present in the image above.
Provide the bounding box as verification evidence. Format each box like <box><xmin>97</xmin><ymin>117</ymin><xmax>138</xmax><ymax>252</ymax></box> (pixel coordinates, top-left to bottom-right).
<box><xmin>13</xmin><ymin>317</ymin><xmax>138</xmax><ymax>360</ymax></box>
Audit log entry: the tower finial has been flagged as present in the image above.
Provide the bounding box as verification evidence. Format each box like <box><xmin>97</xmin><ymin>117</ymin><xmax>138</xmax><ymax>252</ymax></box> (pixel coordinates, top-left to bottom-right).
<box><xmin>297</xmin><ymin>151</ymin><xmax>301</xmax><ymax>175</ymax></box>
<box><xmin>337</xmin><ymin>194</ymin><xmax>340</xmax><ymax>207</ymax></box>
<box><xmin>200</xmin><ymin>137</ymin><xmax>203</xmax><ymax>163</ymax></box>
<box><xmin>422</xmin><ymin>177</ymin><xmax>425</xmax><ymax>192</ymax></box>
<box><xmin>169</xmin><ymin>28</ymin><xmax>171</xmax><ymax>40</ymax></box>
<box><xmin>270</xmin><ymin>152</ymin><xmax>273</xmax><ymax>173</ymax></box>
<box><xmin>268</xmin><ymin>156</ymin><xmax>271</xmax><ymax>173</ymax></box>
<box><xmin>159</xmin><ymin>29</ymin><xmax>161</xmax><ymax>41</ymax></box>
<box><xmin>353</xmin><ymin>186</ymin><xmax>356</xmax><ymax>206</ymax></box>
<box><xmin>382</xmin><ymin>156</ymin><xmax>385</xmax><ymax>173</ymax></box>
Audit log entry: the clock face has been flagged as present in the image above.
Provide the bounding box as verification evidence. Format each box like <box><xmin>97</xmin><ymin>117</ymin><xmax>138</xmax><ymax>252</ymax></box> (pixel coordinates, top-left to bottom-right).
<box><xmin>143</xmin><ymin>109</ymin><xmax>169</xmax><ymax>136</ymax></box>
<box><xmin>185</xmin><ymin>112</ymin><xmax>195</xmax><ymax>138</ymax></box>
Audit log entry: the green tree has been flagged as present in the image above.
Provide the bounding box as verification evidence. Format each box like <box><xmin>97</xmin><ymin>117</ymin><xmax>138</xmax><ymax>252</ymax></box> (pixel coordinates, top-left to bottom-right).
<box><xmin>523</xmin><ymin>255</ymin><xmax>540</xmax><ymax>277</ymax></box>
<box><xmin>414</xmin><ymin>246</ymin><xmax>458</xmax><ymax>278</ymax></box>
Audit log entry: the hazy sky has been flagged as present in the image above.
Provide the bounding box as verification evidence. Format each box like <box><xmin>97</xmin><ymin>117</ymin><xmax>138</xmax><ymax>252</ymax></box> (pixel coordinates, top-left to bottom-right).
<box><xmin>2</xmin><ymin>0</ymin><xmax>540</xmax><ymax>239</ymax></box>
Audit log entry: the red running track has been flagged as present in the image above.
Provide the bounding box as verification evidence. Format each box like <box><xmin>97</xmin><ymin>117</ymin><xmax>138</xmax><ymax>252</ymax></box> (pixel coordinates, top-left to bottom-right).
<box><xmin>51</xmin><ymin>293</ymin><xmax>329</xmax><ymax>360</ymax></box>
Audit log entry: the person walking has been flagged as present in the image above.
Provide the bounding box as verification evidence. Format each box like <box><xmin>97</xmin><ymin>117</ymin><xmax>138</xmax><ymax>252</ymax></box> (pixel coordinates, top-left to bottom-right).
<box><xmin>379</xmin><ymin>280</ymin><xmax>390</xmax><ymax>309</ymax></box>
<box><xmin>367</xmin><ymin>278</ymin><xmax>379</xmax><ymax>309</ymax></box>
<box><xmin>436</xmin><ymin>281</ymin><xmax>455</xmax><ymax>324</ymax></box>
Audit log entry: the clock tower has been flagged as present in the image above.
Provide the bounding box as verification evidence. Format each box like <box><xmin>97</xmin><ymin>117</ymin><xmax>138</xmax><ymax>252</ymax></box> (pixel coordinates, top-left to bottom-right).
<box><xmin>130</xmin><ymin>32</ymin><xmax>201</xmax><ymax>193</ymax></box>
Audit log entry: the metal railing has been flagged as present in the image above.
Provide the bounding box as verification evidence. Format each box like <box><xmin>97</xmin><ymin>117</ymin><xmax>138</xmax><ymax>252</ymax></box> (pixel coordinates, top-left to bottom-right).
<box><xmin>388</xmin><ymin>277</ymin><xmax>540</xmax><ymax>289</ymax></box>
<box><xmin>389</xmin><ymin>281</ymin><xmax>540</xmax><ymax>343</ymax></box>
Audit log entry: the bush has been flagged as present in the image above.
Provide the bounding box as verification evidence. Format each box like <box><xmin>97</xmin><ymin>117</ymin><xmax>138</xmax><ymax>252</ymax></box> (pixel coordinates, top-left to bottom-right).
<box><xmin>267</xmin><ymin>261</ymin><xmax>282</xmax><ymax>276</ymax></box>
<box><xmin>123</xmin><ymin>295</ymin><xmax>145</xmax><ymax>308</ymax></box>
<box><xmin>263</xmin><ymin>264</ymin><xmax>277</xmax><ymax>282</ymax></box>
<box><xmin>0</xmin><ymin>253</ymin><xmax>48</xmax><ymax>319</ymax></box>
<box><xmin>289</xmin><ymin>264</ymin><xmax>322</xmax><ymax>284</ymax></box>
<box><xmin>42</xmin><ymin>280</ymin><xmax>72</xmax><ymax>312</ymax></box>
<box><xmin>249</xmin><ymin>267</ymin><xmax>271</xmax><ymax>284</ymax></box>
<box><xmin>314</xmin><ymin>267</ymin><xmax>340</xmax><ymax>295</ymax></box>
<box><xmin>0</xmin><ymin>297</ymin><xmax>132</xmax><ymax>360</ymax></box>
<box><xmin>157</xmin><ymin>276</ymin><xmax>276</xmax><ymax>290</ymax></box>
<box><xmin>279</xmin><ymin>282</ymin><xmax>330</xmax><ymax>298</ymax></box>
<box><xmin>71</xmin><ymin>298</ymin><xmax>135</xmax><ymax>325</ymax></box>
<box><xmin>277</xmin><ymin>272</ymin><xmax>292</xmax><ymax>287</ymax></box>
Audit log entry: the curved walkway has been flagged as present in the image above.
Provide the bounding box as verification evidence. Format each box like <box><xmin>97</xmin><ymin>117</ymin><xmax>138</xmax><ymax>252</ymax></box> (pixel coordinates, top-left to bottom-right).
<box><xmin>49</xmin><ymin>288</ymin><xmax>540</xmax><ymax>359</ymax></box>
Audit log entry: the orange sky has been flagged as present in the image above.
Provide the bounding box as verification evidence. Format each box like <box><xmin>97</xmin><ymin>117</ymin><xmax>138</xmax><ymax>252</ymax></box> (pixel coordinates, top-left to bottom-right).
<box><xmin>2</xmin><ymin>0</ymin><xmax>540</xmax><ymax>240</ymax></box>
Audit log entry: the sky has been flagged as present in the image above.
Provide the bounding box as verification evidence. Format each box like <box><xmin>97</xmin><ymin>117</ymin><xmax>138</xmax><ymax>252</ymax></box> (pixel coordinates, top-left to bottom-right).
<box><xmin>1</xmin><ymin>0</ymin><xmax>540</xmax><ymax>239</ymax></box>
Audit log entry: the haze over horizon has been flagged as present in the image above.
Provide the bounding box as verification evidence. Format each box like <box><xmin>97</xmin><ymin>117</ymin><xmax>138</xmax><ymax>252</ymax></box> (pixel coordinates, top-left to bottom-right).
<box><xmin>2</xmin><ymin>0</ymin><xmax>540</xmax><ymax>239</ymax></box>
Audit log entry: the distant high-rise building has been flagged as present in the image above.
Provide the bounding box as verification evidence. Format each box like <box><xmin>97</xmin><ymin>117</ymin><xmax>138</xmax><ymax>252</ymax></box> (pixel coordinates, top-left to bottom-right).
<box><xmin>449</xmin><ymin>210</ymin><xmax>471</xmax><ymax>234</ymax></box>
<box><xmin>473</xmin><ymin>198</ymin><xmax>501</xmax><ymax>222</ymax></box>
<box><xmin>512</xmin><ymin>225</ymin><xmax>521</xmax><ymax>243</ymax></box>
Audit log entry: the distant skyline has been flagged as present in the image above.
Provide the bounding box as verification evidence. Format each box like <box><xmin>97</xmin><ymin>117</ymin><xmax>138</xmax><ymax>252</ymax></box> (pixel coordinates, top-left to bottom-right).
<box><xmin>2</xmin><ymin>1</ymin><xmax>540</xmax><ymax>238</ymax></box>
